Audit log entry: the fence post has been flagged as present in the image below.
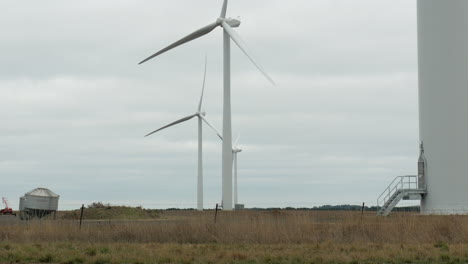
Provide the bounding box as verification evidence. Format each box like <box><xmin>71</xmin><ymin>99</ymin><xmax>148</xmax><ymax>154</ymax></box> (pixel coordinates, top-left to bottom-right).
<box><xmin>79</xmin><ymin>204</ymin><xmax>84</xmax><ymax>229</ymax></box>
<box><xmin>361</xmin><ymin>202</ymin><xmax>365</xmax><ymax>215</ymax></box>
<box><xmin>214</xmin><ymin>203</ymin><xmax>219</xmax><ymax>224</ymax></box>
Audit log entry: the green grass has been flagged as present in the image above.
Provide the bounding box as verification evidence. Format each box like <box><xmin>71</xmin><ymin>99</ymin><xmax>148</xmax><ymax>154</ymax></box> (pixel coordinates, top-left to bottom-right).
<box><xmin>0</xmin><ymin>242</ymin><xmax>467</xmax><ymax>264</ymax></box>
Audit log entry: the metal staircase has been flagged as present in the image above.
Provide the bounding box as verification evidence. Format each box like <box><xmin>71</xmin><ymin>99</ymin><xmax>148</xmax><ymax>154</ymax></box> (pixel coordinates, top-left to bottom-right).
<box><xmin>377</xmin><ymin>175</ymin><xmax>426</xmax><ymax>216</ymax></box>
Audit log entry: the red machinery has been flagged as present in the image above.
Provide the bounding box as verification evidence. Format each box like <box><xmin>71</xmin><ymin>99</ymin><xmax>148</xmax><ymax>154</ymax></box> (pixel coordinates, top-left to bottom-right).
<box><xmin>0</xmin><ymin>197</ymin><xmax>15</xmax><ymax>215</ymax></box>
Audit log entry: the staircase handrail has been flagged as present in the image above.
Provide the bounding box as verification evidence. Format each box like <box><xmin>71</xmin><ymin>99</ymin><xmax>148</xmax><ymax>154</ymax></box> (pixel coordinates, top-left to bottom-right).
<box><xmin>377</xmin><ymin>175</ymin><xmax>417</xmax><ymax>208</ymax></box>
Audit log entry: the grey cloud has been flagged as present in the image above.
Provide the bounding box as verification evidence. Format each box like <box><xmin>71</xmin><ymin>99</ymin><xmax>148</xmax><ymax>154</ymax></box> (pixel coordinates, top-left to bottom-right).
<box><xmin>0</xmin><ymin>0</ymin><xmax>419</xmax><ymax>210</ymax></box>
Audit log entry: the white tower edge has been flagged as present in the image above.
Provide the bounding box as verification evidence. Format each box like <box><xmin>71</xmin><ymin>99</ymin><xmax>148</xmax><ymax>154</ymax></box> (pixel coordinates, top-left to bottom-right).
<box><xmin>197</xmin><ymin>117</ymin><xmax>203</xmax><ymax>211</ymax></box>
<box><xmin>418</xmin><ymin>0</ymin><xmax>468</xmax><ymax>214</ymax></box>
<box><xmin>234</xmin><ymin>152</ymin><xmax>238</xmax><ymax>205</ymax></box>
<box><xmin>222</xmin><ymin>29</ymin><xmax>233</xmax><ymax>210</ymax></box>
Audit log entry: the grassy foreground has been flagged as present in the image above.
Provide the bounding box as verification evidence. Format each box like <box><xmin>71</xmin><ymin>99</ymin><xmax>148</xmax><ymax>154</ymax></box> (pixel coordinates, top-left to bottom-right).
<box><xmin>1</xmin><ymin>211</ymin><xmax>468</xmax><ymax>263</ymax></box>
<box><xmin>0</xmin><ymin>242</ymin><xmax>467</xmax><ymax>264</ymax></box>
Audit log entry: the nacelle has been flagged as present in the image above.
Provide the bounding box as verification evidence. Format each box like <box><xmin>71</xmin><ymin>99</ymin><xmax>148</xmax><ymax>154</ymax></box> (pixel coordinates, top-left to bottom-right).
<box><xmin>225</xmin><ymin>18</ymin><xmax>241</xmax><ymax>28</ymax></box>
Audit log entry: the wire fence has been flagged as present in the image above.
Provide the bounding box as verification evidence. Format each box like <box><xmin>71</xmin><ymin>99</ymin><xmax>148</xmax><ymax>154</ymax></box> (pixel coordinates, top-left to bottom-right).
<box><xmin>6</xmin><ymin>198</ymin><xmax>468</xmax><ymax>213</ymax></box>
<box><xmin>6</xmin><ymin>200</ymin><xmax>426</xmax><ymax>211</ymax></box>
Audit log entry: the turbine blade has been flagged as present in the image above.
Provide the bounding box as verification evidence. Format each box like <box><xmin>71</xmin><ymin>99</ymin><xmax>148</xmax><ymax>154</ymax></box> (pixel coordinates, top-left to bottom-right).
<box><xmin>139</xmin><ymin>22</ymin><xmax>219</xmax><ymax>64</ymax></box>
<box><xmin>220</xmin><ymin>0</ymin><xmax>228</xmax><ymax>18</ymax></box>
<box><xmin>201</xmin><ymin>115</ymin><xmax>223</xmax><ymax>140</ymax></box>
<box><xmin>198</xmin><ymin>55</ymin><xmax>208</xmax><ymax>112</ymax></box>
<box><xmin>221</xmin><ymin>21</ymin><xmax>275</xmax><ymax>85</ymax></box>
<box><xmin>145</xmin><ymin>113</ymin><xmax>197</xmax><ymax>137</ymax></box>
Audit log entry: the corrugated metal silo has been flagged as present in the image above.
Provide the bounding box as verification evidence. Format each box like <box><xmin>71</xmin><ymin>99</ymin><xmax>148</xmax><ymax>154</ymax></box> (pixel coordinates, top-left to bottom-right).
<box><xmin>19</xmin><ymin>188</ymin><xmax>59</xmax><ymax>220</ymax></box>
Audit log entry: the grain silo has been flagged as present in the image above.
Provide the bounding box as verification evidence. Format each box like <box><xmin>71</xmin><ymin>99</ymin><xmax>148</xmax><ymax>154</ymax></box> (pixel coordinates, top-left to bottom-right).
<box><xmin>19</xmin><ymin>188</ymin><xmax>59</xmax><ymax>220</ymax></box>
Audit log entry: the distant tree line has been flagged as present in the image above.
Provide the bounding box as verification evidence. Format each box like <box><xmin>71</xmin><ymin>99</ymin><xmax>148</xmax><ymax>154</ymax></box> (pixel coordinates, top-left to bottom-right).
<box><xmin>163</xmin><ymin>205</ymin><xmax>420</xmax><ymax>212</ymax></box>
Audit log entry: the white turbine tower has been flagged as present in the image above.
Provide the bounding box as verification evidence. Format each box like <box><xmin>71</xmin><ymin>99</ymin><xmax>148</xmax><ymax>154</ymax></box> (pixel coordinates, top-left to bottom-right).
<box><xmin>139</xmin><ymin>0</ymin><xmax>274</xmax><ymax>210</ymax></box>
<box><xmin>214</xmin><ymin>132</ymin><xmax>243</xmax><ymax>208</ymax></box>
<box><xmin>215</xmin><ymin>132</ymin><xmax>243</xmax><ymax>207</ymax></box>
<box><xmin>417</xmin><ymin>0</ymin><xmax>468</xmax><ymax>214</ymax></box>
<box><xmin>145</xmin><ymin>58</ymin><xmax>222</xmax><ymax>211</ymax></box>
<box><xmin>232</xmin><ymin>136</ymin><xmax>242</xmax><ymax>207</ymax></box>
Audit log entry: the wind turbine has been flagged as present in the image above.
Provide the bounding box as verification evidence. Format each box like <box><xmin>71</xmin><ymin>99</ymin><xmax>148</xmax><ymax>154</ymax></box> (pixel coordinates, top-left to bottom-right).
<box><xmin>139</xmin><ymin>0</ymin><xmax>274</xmax><ymax>210</ymax></box>
<box><xmin>232</xmin><ymin>136</ymin><xmax>242</xmax><ymax>207</ymax></box>
<box><xmin>144</xmin><ymin>58</ymin><xmax>222</xmax><ymax>211</ymax></box>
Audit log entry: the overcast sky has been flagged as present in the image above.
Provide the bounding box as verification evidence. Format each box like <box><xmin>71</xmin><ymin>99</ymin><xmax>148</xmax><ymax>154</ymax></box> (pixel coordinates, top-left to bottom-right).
<box><xmin>0</xmin><ymin>0</ymin><xmax>419</xmax><ymax>210</ymax></box>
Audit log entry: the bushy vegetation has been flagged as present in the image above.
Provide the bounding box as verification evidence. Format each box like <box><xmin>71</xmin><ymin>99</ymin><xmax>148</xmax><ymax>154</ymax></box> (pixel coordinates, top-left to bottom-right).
<box><xmin>61</xmin><ymin>203</ymin><xmax>160</xmax><ymax>220</ymax></box>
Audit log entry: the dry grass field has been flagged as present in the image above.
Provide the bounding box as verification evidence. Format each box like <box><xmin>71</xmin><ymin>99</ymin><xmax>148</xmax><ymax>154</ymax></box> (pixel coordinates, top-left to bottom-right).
<box><xmin>0</xmin><ymin>210</ymin><xmax>467</xmax><ymax>263</ymax></box>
